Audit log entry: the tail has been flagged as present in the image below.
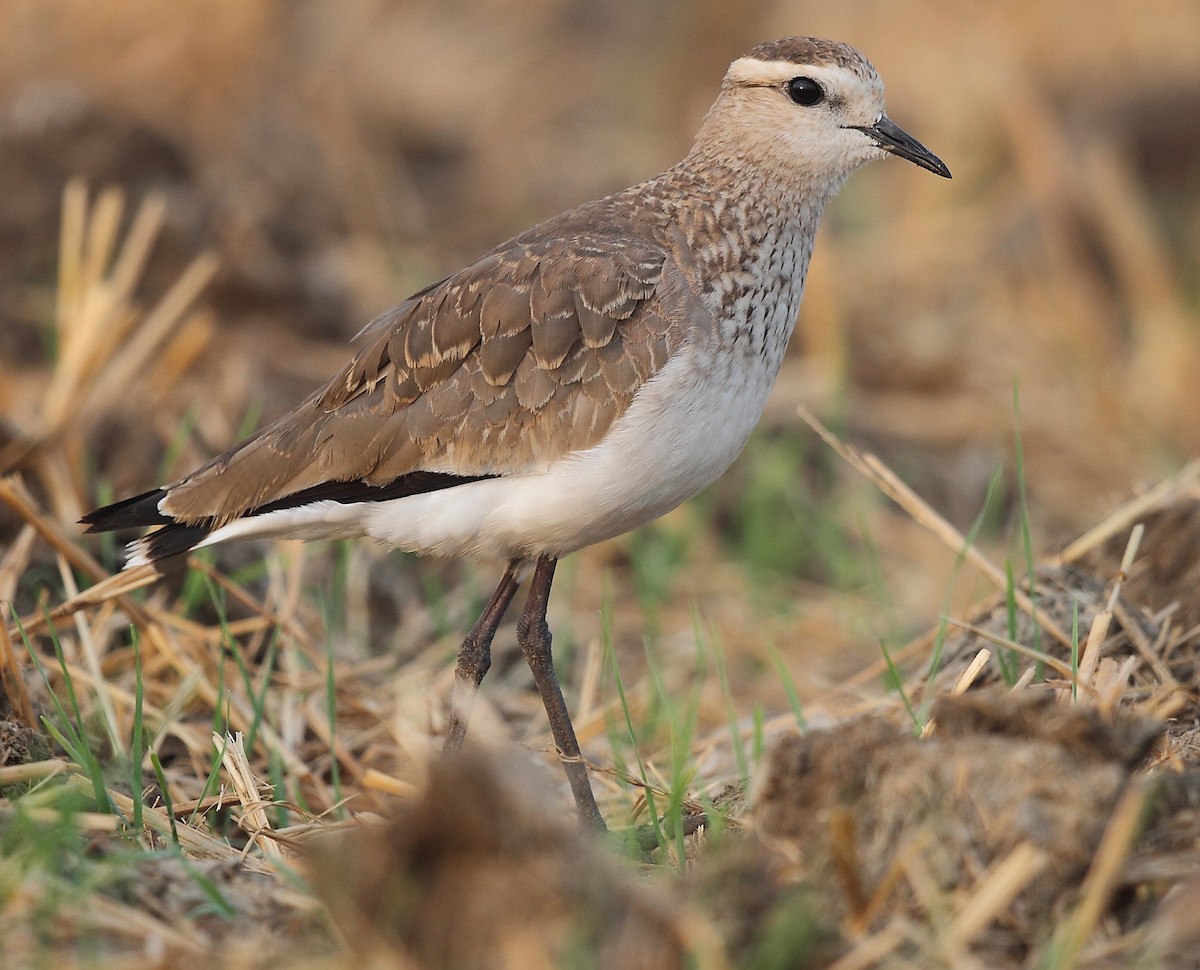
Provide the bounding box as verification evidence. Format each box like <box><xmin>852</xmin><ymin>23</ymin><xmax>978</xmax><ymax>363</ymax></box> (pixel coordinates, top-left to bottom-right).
<box><xmin>80</xmin><ymin>489</ymin><xmax>215</xmax><ymax>565</ymax></box>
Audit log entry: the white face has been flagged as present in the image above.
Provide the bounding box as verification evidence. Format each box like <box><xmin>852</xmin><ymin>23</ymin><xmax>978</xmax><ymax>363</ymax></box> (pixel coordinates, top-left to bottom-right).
<box><xmin>696</xmin><ymin>55</ymin><xmax>947</xmax><ymax>188</ymax></box>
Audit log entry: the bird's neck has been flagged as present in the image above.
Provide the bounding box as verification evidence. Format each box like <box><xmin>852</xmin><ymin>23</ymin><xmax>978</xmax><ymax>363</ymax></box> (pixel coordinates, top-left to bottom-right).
<box><xmin>669</xmin><ymin>152</ymin><xmax>831</xmax><ymax>265</ymax></box>
<box><xmin>659</xmin><ymin>152</ymin><xmax>838</xmax><ymax>262</ymax></box>
<box><xmin>681</xmin><ymin>131</ymin><xmax>848</xmax><ymax>216</ymax></box>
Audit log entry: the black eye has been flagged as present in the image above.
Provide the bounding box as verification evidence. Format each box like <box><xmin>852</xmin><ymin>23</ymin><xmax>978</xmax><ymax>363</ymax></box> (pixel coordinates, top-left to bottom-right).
<box><xmin>786</xmin><ymin>76</ymin><xmax>824</xmax><ymax>106</ymax></box>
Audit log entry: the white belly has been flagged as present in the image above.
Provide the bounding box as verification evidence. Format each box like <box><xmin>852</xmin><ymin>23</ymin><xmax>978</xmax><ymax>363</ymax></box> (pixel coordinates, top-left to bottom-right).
<box><xmin>194</xmin><ymin>346</ymin><xmax>781</xmax><ymax>562</ymax></box>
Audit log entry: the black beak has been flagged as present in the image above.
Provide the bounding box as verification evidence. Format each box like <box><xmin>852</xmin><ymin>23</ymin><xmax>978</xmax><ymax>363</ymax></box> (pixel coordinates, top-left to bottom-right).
<box><xmin>850</xmin><ymin>116</ymin><xmax>951</xmax><ymax>178</ymax></box>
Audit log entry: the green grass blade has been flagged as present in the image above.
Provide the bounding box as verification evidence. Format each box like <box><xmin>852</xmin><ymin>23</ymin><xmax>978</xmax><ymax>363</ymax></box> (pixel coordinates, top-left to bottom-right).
<box><xmin>189</xmin><ymin>734</ymin><xmax>230</xmax><ymax>828</ymax></box>
<box><xmin>602</xmin><ymin>598</ymin><xmax>663</xmax><ymax>854</ymax></box>
<box><xmin>18</xmin><ymin>614</ymin><xmax>114</xmax><ymax>814</ymax></box>
<box><xmin>882</xmin><ymin>638</ymin><xmax>919</xmax><ymax>731</ymax></box>
<box><xmin>179</xmin><ymin>852</ymin><xmax>237</xmax><ymax>917</ymax></box>
<box><xmin>150</xmin><ymin>752</ymin><xmax>179</xmax><ymax>845</ymax></box>
<box><xmin>706</xmin><ymin>617</ymin><xmax>749</xmax><ymax>785</ymax></box>
<box><xmin>131</xmin><ymin>631</ymin><xmax>145</xmax><ymax>833</ymax></box>
<box><xmin>325</xmin><ymin>633</ymin><xmax>343</xmax><ymax>818</ymax></box>
<box><xmin>223</xmin><ymin>621</ymin><xmax>281</xmax><ymax>756</ymax></box>
<box><xmin>764</xmin><ymin>641</ymin><xmax>806</xmax><ymax>729</ymax></box>
<box><xmin>1012</xmin><ymin>379</ymin><xmax>1042</xmax><ymax>661</ymax></box>
<box><xmin>916</xmin><ymin>464</ymin><xmax>1005</xmax><ymax>725</ymax></box>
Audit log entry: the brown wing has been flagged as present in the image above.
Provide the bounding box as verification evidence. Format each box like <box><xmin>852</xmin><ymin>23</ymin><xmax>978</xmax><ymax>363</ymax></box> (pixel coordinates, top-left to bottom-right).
<box><xmin>160</xmin><ymin>224</ymin><xmax>684</xmax><ymax>526</ymax></box>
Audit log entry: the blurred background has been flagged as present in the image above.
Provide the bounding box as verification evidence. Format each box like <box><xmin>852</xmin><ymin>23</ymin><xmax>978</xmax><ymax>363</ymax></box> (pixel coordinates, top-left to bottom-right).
<box><xmin>1</xmin><ymin>0</ymin><xmax>1198</xmax><ymax>693</ymax></box>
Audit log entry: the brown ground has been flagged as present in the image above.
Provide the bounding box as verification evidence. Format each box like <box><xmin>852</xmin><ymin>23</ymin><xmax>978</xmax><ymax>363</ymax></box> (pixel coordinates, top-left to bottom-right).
<box><xmin>1</xmin><ymin>1</ymin><xmax>1198</xmax><ymax>967</ymax></box>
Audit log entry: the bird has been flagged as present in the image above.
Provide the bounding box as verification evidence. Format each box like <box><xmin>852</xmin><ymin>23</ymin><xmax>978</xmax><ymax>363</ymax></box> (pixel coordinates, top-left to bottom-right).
<box><xmin>82</xmin><ymin>37</ymin><xmax>950</xmax><ymax>829</ymax></box>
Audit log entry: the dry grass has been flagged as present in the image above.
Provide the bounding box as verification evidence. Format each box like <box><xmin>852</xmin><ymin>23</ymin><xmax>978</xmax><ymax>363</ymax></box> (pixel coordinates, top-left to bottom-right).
<box><xmin>1</xmin><ymin>1</ymin><xmax>1199</xmax><ymax>967</ymax></box>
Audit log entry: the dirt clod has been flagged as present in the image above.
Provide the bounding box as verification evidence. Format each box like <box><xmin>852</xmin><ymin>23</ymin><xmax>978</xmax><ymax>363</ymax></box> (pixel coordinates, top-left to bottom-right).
<box><xmin>309</xmin><ymin>752</ymin><xmax>692</xmax><ymax>970</ymax></box>
<box><xmin>753</xmin><ymin>692</ymin><xmax>1163</xmax><ymax>961</ymax></box>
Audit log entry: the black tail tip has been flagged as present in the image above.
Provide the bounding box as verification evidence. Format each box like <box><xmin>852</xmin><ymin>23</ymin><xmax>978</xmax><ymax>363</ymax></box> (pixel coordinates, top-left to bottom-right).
<box><xmin>80</xmin><ymin>489</ymin><xmax>170</xmax><ymax>533</ymax></box>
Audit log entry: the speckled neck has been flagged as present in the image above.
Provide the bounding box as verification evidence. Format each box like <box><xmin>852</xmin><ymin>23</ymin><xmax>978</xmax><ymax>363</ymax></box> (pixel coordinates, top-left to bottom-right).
<box><xmin>650</xmin><ymin>156</ymin><xmax>831</xmax><ymax>366</ymax></box>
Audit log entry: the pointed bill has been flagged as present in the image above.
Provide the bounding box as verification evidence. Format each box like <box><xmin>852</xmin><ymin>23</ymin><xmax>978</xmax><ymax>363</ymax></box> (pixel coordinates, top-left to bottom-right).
<box><xmin>852</xmin><ymin>116</ymin><xmax>951</xmax><ymax>178</ymax></box>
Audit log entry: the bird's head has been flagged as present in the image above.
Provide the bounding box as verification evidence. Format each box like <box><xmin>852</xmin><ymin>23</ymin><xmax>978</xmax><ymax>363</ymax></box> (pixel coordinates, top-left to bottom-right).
<box><xmin>691</xmin><ymin>37</ymin><xmax>950</xmax><ymax>193</ymax></box>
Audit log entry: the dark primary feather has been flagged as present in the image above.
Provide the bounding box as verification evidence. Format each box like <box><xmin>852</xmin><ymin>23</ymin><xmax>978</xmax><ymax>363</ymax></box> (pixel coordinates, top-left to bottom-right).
<box><xmin>137</xmin><ymin>523</ymin><xmax>214</xmax><ymax>562</ymax></box>
<box><xmin>250</xmin><ymin>471</ymin><xmax>498</xmax><ymax>513</ymax></box>
<box><xmin>80</xmin><ymin>489</ymin><xmax>171</xmax><ymax>532</ymax></box>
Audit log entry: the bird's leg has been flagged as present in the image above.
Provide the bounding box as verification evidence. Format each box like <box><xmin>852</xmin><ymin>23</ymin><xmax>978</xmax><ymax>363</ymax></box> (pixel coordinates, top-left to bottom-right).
<box><xmin>516</xmin><ymin>556</ymin><xmax>605</xmax><ymax>829</ymax></box>
<box><xmin>443</xmin><ymin>560</ymin><xmax>523</xmax><ymax>755</ymax></box>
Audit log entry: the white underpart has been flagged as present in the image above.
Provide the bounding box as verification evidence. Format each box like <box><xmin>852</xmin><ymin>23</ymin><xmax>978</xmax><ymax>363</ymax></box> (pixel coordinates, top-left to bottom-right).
<box><xmin>147</xmin><ymin>337</ymin><xmax>788</xmax><ymax>565</ymax></box>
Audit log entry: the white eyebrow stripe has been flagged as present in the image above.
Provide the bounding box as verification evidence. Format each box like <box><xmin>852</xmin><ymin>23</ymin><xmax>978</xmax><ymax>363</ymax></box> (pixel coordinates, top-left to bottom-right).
<box><xmin>724</xmin><ymin>59</ymin><xmax>882</xmax><ymax>106</ymax></box>
<box><xmin>724</xmin><ymin>59</ymin><xmax>843</xmax><ymax>86</ymax></box>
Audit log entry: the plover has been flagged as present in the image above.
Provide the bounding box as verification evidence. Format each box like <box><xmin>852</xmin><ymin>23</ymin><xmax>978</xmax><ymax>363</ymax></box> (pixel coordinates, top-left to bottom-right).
<box><xmin>82</xmin><ymin>37</ymin><xmax>949</xmax><ymax>828</ymax></box>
